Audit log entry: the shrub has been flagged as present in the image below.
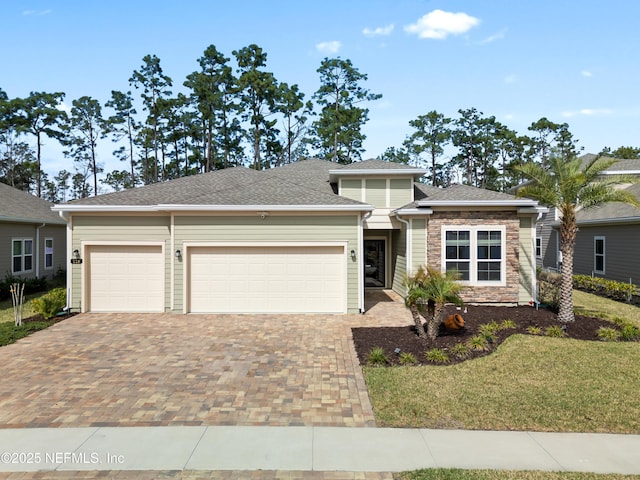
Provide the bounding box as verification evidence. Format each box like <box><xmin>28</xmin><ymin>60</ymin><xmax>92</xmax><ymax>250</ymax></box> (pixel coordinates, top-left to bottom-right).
<box><xmin>451</xmin><ymin>342</ymin><xmax>471</xmax><ymax>360</ymax></box>
<box><xmin>526</xmin><ymin>326</ymin><xmax>542</xmax><ymax>335</ymax></box>
<box><xmin>467</xmin><ymin>335</ymin><xmax>490</xmax><ymax>351</ymax></box>
<box><xmin>0</xmin><ymin>274</ymin><xmax>50</xmax><ymax>301</ymax></box>
<box><xmin>398</xmin><ymin>352</ymin><xmax>417</xmax><ymax>365</ymax></box>
<box><xmin>31</xmin><ymin>288</ymin><xmax>67</xmax><ymax>320</ymax></box>
<box><xmin>537</xmin><ymin>270</ymin><xmax>561</xmax><ymax>310</ymax></box>
<box><xmin>597</xmin><ymin>327</ymin><xmax>621</xmax><ymax>342</ymax></box>
<box><xmin>573</xmin><ymin>274</ymin><xmax>637</xmax><ymax>303</ymax></box>
<box><xmin>545</xmin><ymin>325</ymin><xmax>566</xmax><ymax>338</ymax></box>
<box><xmin>425</xmin><ymin>348</ymin><xmax>449</xmax><ymax>364</ymax></box>
<box><xmin>620</xmin><ymin>324</ymin><xmax>640</xmax><ymax>341</ymax></box>
<box><xmin>366</xmin><ymin>347</ymin><xmax>388</xmax><ymax>366</ymax></box>
<box><xmin>478</xmin><ymin>322</ymin><xmax>500</xmax><ymax>343</ymax></box>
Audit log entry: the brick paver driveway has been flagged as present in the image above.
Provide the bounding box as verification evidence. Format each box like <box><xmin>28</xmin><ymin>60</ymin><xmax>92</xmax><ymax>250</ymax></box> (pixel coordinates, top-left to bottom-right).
<box><xmin>0</xmin><ymin>292</ymin><xmax>405</xmax><ymax>429</ymax></box>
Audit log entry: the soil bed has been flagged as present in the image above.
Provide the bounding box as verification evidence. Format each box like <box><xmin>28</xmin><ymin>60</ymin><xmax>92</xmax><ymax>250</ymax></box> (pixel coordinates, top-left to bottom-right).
<box><xmin>353</xmin><ymin>305</ymin><xmax>627</xmax><ymax>366</ymax></box>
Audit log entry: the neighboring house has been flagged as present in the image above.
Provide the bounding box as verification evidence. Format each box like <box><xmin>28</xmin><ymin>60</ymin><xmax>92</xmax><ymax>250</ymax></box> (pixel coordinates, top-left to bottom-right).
<box><xmin>0</xmin><ymin>183</ymin><xmax>66</xmax><ymax>280</ymax></box>
<box><xmin>533</xmin><ymin>155</ymin><xmax>640</xmax><ymax>287</ymax></box>
<box><xmin>52</xmin><ymin>159</ymin><xmax>542</xmax><ymax>314</ymax></box>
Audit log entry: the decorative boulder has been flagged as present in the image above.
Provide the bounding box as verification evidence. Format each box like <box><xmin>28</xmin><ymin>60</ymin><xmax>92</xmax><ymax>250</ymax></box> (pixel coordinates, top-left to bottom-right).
<box><xmin>444</xmin><ymin>313</ymin><xmax>465</xmax><ymax>330</ymax></box>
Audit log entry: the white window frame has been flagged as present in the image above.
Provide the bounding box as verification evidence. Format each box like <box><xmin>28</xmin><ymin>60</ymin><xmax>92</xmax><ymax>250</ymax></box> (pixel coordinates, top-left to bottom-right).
<box><xmin>12</xmin><ymin>238</ymin><xmax>34</xmax><ymax>274</ymax></box>
<box><xmin>441</xmin><ymin>225</ymin><xmax>507</xmax><ymax>286</ymax></box>
<box><xmin>535</xmin><ymin>237</ymin><xmax>542</xmax><ymax>258</ymax></box>
<box><xmin>44</xmin><ymin>237</ymin><xmax>54</xmax><ymax>270</ymax></box>
<box><xmin>594</xmin><ymin>236</ymin><xmax>606</xmax><ymax>274</ymax></box>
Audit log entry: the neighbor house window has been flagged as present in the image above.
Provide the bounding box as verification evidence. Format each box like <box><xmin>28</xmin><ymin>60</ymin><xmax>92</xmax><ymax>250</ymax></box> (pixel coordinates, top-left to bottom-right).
<box><xmin>443</xmin><ymin>226</ymin><xmax>506</xmax><ymax>285</ymax></box>
<box><xmin>594</xmin><ymin>236</ymin><xmax>605</xmax><ymax>274</ymax></box>
<box><xmin>536</xmin><ymin>237</ymin><xmax>542</xmax><ymax>258</ymax></box>
<box><xmin>12</xmin><ymin>238</ymin><xmax>33</xmax><ymax>274</ymax></box>
<box><xmin>45</xmin><ymin>238</ymin><xmax>54</xmax><ymax>269</ymax></box>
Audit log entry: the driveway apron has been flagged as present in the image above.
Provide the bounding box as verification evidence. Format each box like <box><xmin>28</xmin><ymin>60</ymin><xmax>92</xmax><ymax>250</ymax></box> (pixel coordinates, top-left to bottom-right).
<box><xmin>0</xmin><ymin>292</ymin><xmax>405</xmax><ymax>429</ymax></box>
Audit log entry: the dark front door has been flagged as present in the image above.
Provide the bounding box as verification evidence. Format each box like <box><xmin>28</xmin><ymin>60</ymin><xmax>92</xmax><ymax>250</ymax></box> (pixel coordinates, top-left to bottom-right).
<box><xmin>364</xmin><ymin>239</ymin><xmax>385</xmax><ymax>288</ymax></box>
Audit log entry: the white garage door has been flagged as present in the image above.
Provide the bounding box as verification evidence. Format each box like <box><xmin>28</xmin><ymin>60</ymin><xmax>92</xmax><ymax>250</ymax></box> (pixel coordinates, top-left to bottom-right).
<box><xmin>188</xmin><ymin>245</ymin><xmax>346</xmax><ymax>313</ymax></box>
<box><xmin>87</xmin><ymin>245</ymin><xmax>164</xmax><ymax>312</ymax></box>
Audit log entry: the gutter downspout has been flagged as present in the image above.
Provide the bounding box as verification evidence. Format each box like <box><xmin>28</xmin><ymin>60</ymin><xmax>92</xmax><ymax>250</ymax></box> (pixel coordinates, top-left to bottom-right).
<box><xmin>35</xmin><ymin>223</ymin><xmax>46</xmax><ymax>278</ymax></box>
<box><xmin>359</xmin><ymin>210</ymin><xmax>373</xmax><ymax>313</ymax></box>
<box><xmin>393</xmin><ymin>213</ymin><xmax>411</xmax><ymax>293</ymax></box>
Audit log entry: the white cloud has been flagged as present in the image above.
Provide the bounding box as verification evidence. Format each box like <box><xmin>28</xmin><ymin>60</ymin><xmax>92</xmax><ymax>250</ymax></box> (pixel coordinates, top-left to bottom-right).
<box><xmin>404</xmin><ymin>10</ymin><xmax>480</xmax><ymax>40</ymax></box>
<box><xmin>363</xmin><ymin>24</ymin><xmax>394</xmax><ymax>37</ymax></box>
<box><xmin>316</xmin><ymin>41</ymin><xmax>342</xmax><ymax>54</ymax></box>
<box><xmin>23</xmin><ymin>9</ymin><xmax>52</xmax><ymax>16</ymax></box>
<box><xmin>581</xmin><ymin>70</ymin><xmax>593</xmax><ymax>77</ymax></box>
<box><xmin>562</xmin><ymin>108</ymin><xmax>612</xmax><ymax>118</ymax></box>
<box><xmin>479</xmin><ymin>28</ymin><xmax>507</xmax><ymax>45</ymax></box>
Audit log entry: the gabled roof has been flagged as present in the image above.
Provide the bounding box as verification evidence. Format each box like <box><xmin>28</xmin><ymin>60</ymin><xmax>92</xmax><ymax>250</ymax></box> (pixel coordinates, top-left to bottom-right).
<box><xmin>54</xmin><ymin>161</ymin><xmax>372</xmax><ymax>213</ymax></box>
<box><xmin>0</xmin><ymin>183</ymin><xmax>65</xmax><ymax>224</ymax></box>
<box><xmin>414</xmin><ymin>183</ymin><xmax>538</xmax><ymax>207</ymax></box>
<box><xmin>576</xmin><ymin>183</ymin><xmax>640</xmax><ymax>225</ymax></box>
<box><xmin>329</xmin><ymin>159</ymin><xmax>427</xmax><ymax>181</ymax></box>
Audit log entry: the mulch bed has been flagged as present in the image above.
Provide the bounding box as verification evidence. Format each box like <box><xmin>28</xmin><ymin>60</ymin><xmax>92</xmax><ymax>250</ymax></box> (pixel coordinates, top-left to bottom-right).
<box><xmin>353</xmin><ymin>305</ymin><xmax>628</xmax><ymax>366</ymax></box>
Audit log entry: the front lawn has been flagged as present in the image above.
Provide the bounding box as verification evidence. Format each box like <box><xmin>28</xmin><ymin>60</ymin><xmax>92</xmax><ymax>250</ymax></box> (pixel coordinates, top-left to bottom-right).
<box><xmin>397</xmin><ymin>469</ymin><xmax>640</xmax><ymax>480</ymax></box>
<box><xmin>365</xmin><ymin>290</ymin><xmax>640</xmax><ymax>433</ymax></box>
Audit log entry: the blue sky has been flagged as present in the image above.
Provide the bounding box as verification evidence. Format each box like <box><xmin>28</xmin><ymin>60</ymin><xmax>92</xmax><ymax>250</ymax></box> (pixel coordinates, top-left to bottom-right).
<box><xmin>2</xmin><ymin>0</ymin><xmax>640</xmax><ymax>178</ymax></box>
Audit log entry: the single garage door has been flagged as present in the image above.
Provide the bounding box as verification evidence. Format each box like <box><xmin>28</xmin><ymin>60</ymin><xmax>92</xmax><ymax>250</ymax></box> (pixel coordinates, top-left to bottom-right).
<box><xmin>188</xmin><ymin>245</ymin><xmax>346</xmax><ymax>313</ymax></box>
<box><xmin>87</xmin><ymin>245</ymin><xmax>164</xmax><ymax>312</ymax></box>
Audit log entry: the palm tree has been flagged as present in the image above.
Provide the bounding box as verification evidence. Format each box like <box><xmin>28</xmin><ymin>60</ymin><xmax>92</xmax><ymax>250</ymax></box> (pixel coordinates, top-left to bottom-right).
<box><xmin>516</xmin><ymin>154</ymin><xmax>640</xmax><ymax>322</ymax></box>
<box><xmin>404</xmin><ymin>266</ymin><xmax>464</xmax><ymax>340</ymax></box>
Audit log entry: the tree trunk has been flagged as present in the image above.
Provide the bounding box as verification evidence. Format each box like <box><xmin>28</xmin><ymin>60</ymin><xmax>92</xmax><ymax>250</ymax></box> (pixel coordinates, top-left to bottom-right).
<box><xmin>409</xmin><ymin>304</ymin><xmax>427</xmax><ymax>338</ymax></box>
<box><xmin>558</xmin><ymin>209</ymin><xmax>577</xmax><ymax>323</ymax></box>
<box><xmin>425</xmin><ymin>300</ymin><xmax>443</xmax><ymax>341</ymax></box>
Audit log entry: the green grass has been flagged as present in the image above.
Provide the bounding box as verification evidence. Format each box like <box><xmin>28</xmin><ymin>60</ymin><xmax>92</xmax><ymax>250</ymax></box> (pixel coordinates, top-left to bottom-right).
<box><xmin>396</xmin><ymin>469</ymin><xmax>640</xmax><ymax>480</ymax></box>
<box><xmin>0</xmin><ymin>319</ymin><xmax>56</xmax><ymax>346</ymax></box>
<box><xmin>365</xmin><ymin>289</ymin><xmax>640</xmax><ymax>433</ymax></box>
<box><xmin>573</xmin><ymin>290</ymin><xmax>640</xmax><ymax>325</ymax></box>
<box><xmin>0</xmin><ymin>292</ymin><xmax>43</xmax><ymax>324</ymax></box>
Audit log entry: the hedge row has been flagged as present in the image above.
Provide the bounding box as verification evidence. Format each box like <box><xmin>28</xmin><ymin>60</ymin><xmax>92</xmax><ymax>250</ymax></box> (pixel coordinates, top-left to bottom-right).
<box><xmin>537</xmin><ymin>270</ymin><xmax>638</xmax><ymax>304</ymax></box>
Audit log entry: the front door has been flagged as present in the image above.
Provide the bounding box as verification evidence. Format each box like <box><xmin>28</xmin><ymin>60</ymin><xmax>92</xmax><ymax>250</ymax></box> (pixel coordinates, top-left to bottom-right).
<box><xmin>364</xmin><ymin>239</ymin><xmax>386</xmax><ymax>288</ymax></box>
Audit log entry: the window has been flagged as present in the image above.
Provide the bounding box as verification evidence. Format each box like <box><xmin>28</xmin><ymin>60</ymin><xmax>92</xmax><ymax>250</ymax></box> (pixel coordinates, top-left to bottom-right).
<box><xmin>12</xmin><ymin>238</ymin><xmax>33</xmax><ymax>274</ymax></box>
<box><xmin>443</xmin><ymin>226</ymin><xmax>505</xmax><ymax>285</ymax></box>
<box><xmin>45</xmin><ymin>238</ymin><xmax>54</xmax><ymax>269</ymax></box>
<box><xmin>594</xmin><ymin>236</ymin><xmax>605</xmax><ymax>274</ymax></box>
<box><xmin>535</xmin><ymin>237</ymin><xmax>542</xmax><ymax>258</ymax></box>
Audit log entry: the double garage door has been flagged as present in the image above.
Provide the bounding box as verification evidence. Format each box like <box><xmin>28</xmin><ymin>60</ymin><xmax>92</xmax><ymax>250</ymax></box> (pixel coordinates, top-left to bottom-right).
<box><xmin>86</xmin><ymin>244</ymin><xmax>346</xmax><ymax>314</ymax></box>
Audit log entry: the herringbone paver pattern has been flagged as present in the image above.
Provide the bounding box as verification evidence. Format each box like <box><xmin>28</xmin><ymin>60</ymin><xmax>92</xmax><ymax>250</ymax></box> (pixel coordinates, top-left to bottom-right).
<box><xmin>0</xmin><ymin>292</ymin><xmax>407</xmax><ymax>429</ymax></box>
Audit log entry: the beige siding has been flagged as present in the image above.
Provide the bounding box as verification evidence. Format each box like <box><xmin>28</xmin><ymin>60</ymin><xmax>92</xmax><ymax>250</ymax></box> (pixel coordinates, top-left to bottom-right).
<box><xmin>70</xmin><ymin>215</ymin><xmax>171</xmax><ymax>311</ymax></box>
<box><xmin>340</xmin><ymin>179</ymin><xmax>362</xmax><ymax>202</ymax></box>
<box><xmin>174</xmin><ymin>214</ymin><xmax>360</xmax><ymax>313</ymax></box>
<box><xmin>519</xmin><ymin>216</ymin><xmax>535</xmax><ymax>304</ymax></box>
<box><xmin>391</xmin><ymin>228</ymin><xmax>406</xmax><ymax>295</ymax></box>
<box><xmin>411</xmin><ymin>218</ymin><xmax>426</xmax><ymax>273</ymax></box>
<box><xmin>365</xmin><ymin>179</ymin><xmax>386</xmax><ymax>208</ymax></box>
<box><xmin>390</xmin><ymin>179</ymin><xmax>412</xmax><ymax>208</ymax></box>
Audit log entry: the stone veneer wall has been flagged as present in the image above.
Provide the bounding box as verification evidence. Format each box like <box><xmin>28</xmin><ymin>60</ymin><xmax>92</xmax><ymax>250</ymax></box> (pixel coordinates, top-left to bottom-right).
<box><xmin>426</xmin><ymin>210</ymin><xmax>520</xmax><ymax>304</ymax></box>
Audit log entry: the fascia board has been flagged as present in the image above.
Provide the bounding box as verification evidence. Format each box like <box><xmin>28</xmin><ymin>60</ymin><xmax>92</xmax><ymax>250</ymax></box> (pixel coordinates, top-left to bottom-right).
<box><xmin>52</xmin><ymin>204</ymin><xmax>375</xmax><ymax>213</ymax></box>
<box><xmin>415</xmin><ymin>200</ymin><xmax>538</xmax><ymax>207</ymax></box>
<box><xmin>577</xmin><ymin>216</ymin><xmax>640</xmax><ymax>226</ymax></box>
<box><xmin>393</xmin><ymin>208</ymin><xmax>433</xmax><ymax>215</ymax></box>
<box><xmin>0</xmin><ymin>215</ymin><xmax>65</xmax><ymax>225</ymax></box>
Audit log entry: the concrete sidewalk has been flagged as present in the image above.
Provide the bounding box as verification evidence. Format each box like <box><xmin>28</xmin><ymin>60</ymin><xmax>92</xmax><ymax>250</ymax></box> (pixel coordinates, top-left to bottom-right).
<box><xmin>0</xmin><ymin>426</ymin><xmax>639</xmax><ymax>475</ymax></box>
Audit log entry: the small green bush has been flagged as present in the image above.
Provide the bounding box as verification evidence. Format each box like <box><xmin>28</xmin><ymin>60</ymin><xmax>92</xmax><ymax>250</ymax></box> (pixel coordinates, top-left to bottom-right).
<box><xmin>398</xmin><ymin>352</ymin><xmax>418</xmax><ymax>365</ymax></box>
<box><xmin>31</xmin><ymin>288</ymin><xmax>66</xmax><ymax>320</ymax></box>
<box><xmin>573</xmin><ymin>274</ymin><xmax>637</xmax><ymax>303</ymax></box>
<box><xmin>478</xmin><ymin>322</ymin><xmax>500</xmax><ymax>343</ymax></box>
<box><xmin>366</xmin><ymin>347</ymin><xmax>388</xmax><ymax>366</ymax></box>
<box><xmin>597</xmin><ymin>327</ymin><xmax>621</xmax><ymax>342</ymax></box>
<box><xmin>537</xmin><ymin>270</ymin><xmax>561</xmax><ymax>310</ymax></box>
<box><xmin>500</xmin><ymin>319</ymin><xmax>516</xmax><ymax>330</ymax></box>
<box><xmin>467</xmin><ymin>335</ymin><xmax>490</xmax><ymax>351</ymax></box>
<box><xmin>545</xmin><ymin>325</ymin><xmax>566</xmax><ymax>338</ymax></box>
<box><xmin>620</xmin><ymin>323</ymin><xmax>640</xmax><ymax>341</ymax></box>
<box><xmin>0</xmin><ymin>274</ymin><xmax>49</xmax><ymax>301</ymax></box>
<box><xmin>526</xmin><ymin>326</ymin><xmax>542</xmax><ymax>335</ymax></box>
<box><xmin>425</xmin><ymin>348</ymin><xmax>449</xmax><ymax>364</ymax></box>
<box><xmin>451</xmin><ymin>342</ymin><xmax>471</xmax><ymax>359</ymax></box>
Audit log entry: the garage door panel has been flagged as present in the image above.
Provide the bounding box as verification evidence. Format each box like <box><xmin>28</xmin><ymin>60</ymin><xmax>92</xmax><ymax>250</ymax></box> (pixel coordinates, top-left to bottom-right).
<box><xmin>88</xmin><ymin>245</ymin><xmax>164</xmax><ymax>313</ymax></box>
<box><xmin>188</xmin><ymin>245</ymin><xmax>345</xmax><ymax>313</ymax></box>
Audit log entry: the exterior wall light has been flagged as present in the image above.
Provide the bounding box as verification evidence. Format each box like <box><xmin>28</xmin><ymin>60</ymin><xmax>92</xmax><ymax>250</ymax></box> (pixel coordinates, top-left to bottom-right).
<box><xmin>350</xmin><ymin>249</ymin><xmax>356</xmax><ymax>260</ymax></box>
<box><xmin>175</xmin><ymin>249</ymin><xmax>182</xmax><ymax>258</ymax></box>
<box><xmin>72</xmin><ymin>249</ymin><xmax>80</xmax><ymax>260</ymax></box>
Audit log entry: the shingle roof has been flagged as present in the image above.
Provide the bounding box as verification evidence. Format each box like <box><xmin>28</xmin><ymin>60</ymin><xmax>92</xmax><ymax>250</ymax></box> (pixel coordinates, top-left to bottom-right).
<box><xmin>414</xmin><ymin>183</ymin><xmax>442</xmax><ymax>200</ymax></box>
<box><xmin>262</xmin><ymin>159</ymin><xmax>337</xmax><ymax>195</ymax></box>
<box><xmin>335</xmin><ymin>159</ymin><xmax>422</xmax><ymax>171</ymax></box>
<box><xmin>576</xmin><ymin>183</ymin><xmax>640</xmax><ymax>223</ymax></box>
<box><xmin>423</xmin><ymin>184</ymin><xmax>526</xmax><ymax>202</ymax></box>
<box><xmin>0</xmin><ymin>183</ymin><xmax>64</xmax><ymax>224</ymax></box>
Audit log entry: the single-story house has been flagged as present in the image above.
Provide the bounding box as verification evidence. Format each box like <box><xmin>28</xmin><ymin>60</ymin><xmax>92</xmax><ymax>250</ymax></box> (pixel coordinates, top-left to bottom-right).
<box><xmin>52</xmin><ymin>159</ymin><xmax>543</xmax><ymax>314</ymax></box>
<box><xmin>0</xmin><ymin>182</ymin><xmax>66</xmax><ymax>280</ymax></box>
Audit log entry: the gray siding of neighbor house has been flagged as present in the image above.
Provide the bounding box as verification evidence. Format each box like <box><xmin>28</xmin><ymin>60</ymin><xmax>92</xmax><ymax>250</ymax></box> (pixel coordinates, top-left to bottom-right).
<box><xmin>574</xmin><ymin>223</ymin><xmax>640</xmax><ymax>286</ymax></box>
<box><xmin>536</xmin><ymin>208</ymin><xmax>559</xmax><ymax>271</ymax></box>
<box><xmin>173</xmin><ymin>214</ymin><xmax>360</xmax><ymax>313</ymax></box>
<box><xmin>1</xmin><ymin>222</ymin><xmax>66</xmax><ymax>279</ymax></box>
<box><xmin>70</xmin><ymin>215</ymin><xmax>171</xmax><ymax>311</ymax></box>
